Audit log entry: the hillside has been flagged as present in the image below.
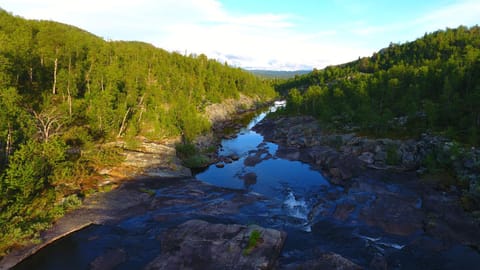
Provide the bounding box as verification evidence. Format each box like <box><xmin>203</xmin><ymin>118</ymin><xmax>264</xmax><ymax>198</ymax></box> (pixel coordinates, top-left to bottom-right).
<box><xmin>277</xmin><ymin>25</ymin><xmax>480</xmax><ymax>144</ymax></box>
<box><xmin>248</xmin><ymin>69</ymin><xmax>311</xmax><ymax>79</ymax></box>
<box><xmin>0</xmin><ymin>9</ymin><xmax>276</xmax><ymax>255</ymax></box>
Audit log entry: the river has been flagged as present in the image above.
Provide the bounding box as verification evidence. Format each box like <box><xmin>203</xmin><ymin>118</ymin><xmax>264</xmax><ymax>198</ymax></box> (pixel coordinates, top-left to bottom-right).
<box><xmin>13</xmin><ymin>104</ymin><xmax>480</xmax><ymax>269</ymax></box>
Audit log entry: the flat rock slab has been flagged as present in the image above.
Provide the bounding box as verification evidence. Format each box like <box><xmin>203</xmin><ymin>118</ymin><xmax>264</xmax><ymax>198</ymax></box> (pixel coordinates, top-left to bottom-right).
<box><xmin>281</xmin><ymin>252</ymin><xmax>363</xmax><ymax>270</ymax></box>
<box><xmin>145</xmin><ymin>219</ymin><xmax>287</xmax><ymax>270</ymax></box>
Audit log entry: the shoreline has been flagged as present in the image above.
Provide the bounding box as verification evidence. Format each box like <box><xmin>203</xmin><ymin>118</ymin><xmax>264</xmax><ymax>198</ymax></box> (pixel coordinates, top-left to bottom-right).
<box><xmin>252</xmin><ymin>115</ymin><xmax>480</xmax><ymax>247</ymax></box>
<box><xmin>0</xmin><ymin>99</ymin><xmax>273</xmax><ymax>269</ymax></box>
<box><xmin>0</xmin><ymin>175</ymin><xmax>191</xmax><ymax>270</ymax></box>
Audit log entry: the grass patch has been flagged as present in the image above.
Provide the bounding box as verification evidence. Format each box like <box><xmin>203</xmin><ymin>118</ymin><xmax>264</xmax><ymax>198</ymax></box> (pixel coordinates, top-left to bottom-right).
<box><xmin>243</xmin><ymin>229</ymin><xmax>263</xmax><ymax>256</ymax></box>
<box><xmin>139</xmin><ymin>188</ymin><xmax>156</xmax><ymax>196</ymax></box>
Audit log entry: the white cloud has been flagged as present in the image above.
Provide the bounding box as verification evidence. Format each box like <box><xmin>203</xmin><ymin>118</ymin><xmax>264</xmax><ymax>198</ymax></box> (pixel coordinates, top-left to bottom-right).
<box><xmin>1</xmin><ymin>0</ymin><xmax>479</xmax><ymax>70</ymax></box>
<box><xmin>414</xmin><ymin>0</ymin><xmax>480</xmax><ymax>31</ymax></box>
<box><xmin>349</xmin><ymin>0</ymin><xmax>480</xmax><ymax>46</ymax></box>
<box><xmin>2</xmin><ymin>0</ymin><xmax>350</xmax><ymax>70</ymax></box>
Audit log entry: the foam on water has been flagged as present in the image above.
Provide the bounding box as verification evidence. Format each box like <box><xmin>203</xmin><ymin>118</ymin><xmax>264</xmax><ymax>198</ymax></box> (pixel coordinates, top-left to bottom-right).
<box><xmin>283</xmin><ymin>191</ymin><xmax>311</xmax><ymax>232</ymax></box>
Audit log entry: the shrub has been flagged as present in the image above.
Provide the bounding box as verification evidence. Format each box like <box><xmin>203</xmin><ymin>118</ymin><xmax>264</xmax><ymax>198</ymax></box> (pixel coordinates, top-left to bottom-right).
<box><xmin>183</xmin><ymin>154</ymin><xmax>210</xmax><ymax>168</ymax></box>
<box><xmin>386</xmin><ymin>144</ymin><xmax>401</xmax><ymax>165</ymax></box>
<box><xmin>175</xmin><ymin>142</ymin><xmax>197</xmax><ymax>159</ymax></box>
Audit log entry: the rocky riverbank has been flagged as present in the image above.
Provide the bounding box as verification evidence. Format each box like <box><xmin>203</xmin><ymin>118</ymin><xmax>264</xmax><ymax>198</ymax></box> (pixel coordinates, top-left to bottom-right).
<box><xmin>4</xmin><ymin>111</ymin><xmax>480</xmax><ymax>269</ymax></box>
<box><xmin>0</xmin><ymin>135</ymin><xmax>192</xmax><ymax>270</ymax></box>
<box><xmin>0</xmin><ymin>97</ymin><xmax>274</xmax><ymax>269</ymax></box>
<box><xmin>252</xmin><ymin>115</ymin><xmax>480</xmax><ymax>267</ymax></box>
<box><xmin>183</xmin><ymin>99</ymin><xmax>273</xmax><ymax>169</ymax></box>
<box><xmin>254</xmin><ymin>116</ymin><xmax>480</xmax><ymax>190</ymax></box>
<box><xmin>2</xmin><ymin>176</ymin><xmax>287</xmax><ymax>270</ymax></box>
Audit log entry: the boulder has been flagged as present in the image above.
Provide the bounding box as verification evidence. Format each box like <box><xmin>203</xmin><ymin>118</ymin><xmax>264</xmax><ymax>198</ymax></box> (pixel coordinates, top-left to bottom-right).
<box><xmin>145</xmin><ymin>219</ymin><xmax>286</xmax><ymax>270</ymax></box>
<box><xmin>242</xmin><ymin>172</ymin><xmax>258</xmax><ymax>187</ymax></box>
<box><xmin>358</xmin><ymin>152</ymin><xmax>374</xmax><ymax>164</ymax></box>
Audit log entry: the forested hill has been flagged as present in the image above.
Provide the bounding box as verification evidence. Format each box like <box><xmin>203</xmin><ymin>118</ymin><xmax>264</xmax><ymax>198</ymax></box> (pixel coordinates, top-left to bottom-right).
<box><xmin>0</xmin><ymin>9</ymin><xmax>276</xmax><ymax>142</ymax></box>
<box><xmin>0</xmin><ymin>9</ymin><xmax>275</xmax><ymax>254</ymax></box>
<box><xmin>277</xmin><ymin>25</ymin><xmax>480</xmax><ymax>144</ymax></box>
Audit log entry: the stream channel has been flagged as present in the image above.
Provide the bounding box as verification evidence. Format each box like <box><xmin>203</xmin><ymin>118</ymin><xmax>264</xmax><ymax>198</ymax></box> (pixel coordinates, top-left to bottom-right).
<box><xmin>13</xmin><ymin>104</ymin><xmax>480</xmax><ymax>269</ymax></box>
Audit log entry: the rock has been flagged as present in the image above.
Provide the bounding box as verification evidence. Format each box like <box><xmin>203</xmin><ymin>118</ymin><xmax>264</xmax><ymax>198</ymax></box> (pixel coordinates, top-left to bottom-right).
<box><xmin>333</xmin><ymin>202</ymin><xmax>356</xmax><ymax>221</ymax></box>
<box><xmin>329</xmin><ymin>168</ymin><xmax>343</xmax><ymax>179</ymax></box>
<box><xmin>358</xmin><ymin>152</ymin><xmax>374</xmax><ymax>164</ymax></box>
<box><xmin>422</xmin><ymin>193</ymin><xmax>480</xmax><ymax>248</ymax></box>
<box><xmin>276</xmin><ymin>146</ymin><xmax>301</xmax><ymax>161</ymax></box>
<box><xmin>380</xmin><ymin>138</ymin><xmax>395</xmax><ymax>145</ymax></box>
<box><xmin>231</xmin><ymin>154</ymin><xmax>240</xmax><ymax>161</ymax></box>
<box><xmin>145</xmin><ymin>219</ymin><xmax>286</xmax><ymax>270</ymax></box>
<box><xmin>401</xmin><ymin>151</ymin><xmax>416</xmax><ymax>168</ymax></box>
<box><xmin>358</xmin><ymin>190</ymin><xmax>424</xmax><ymax>236</ymax></box>
<box><xmin>369</xmin><ymin>254</ymin><xmax>388</xmax><ymax>270</ymax></box>
<box><xmin>216</xmin><ymin>163</ymin><xmax>225</xmax><ymax>168</ymax></box>
<box><xmin>242</xmin><ymin>172</ymin><xmax>258</xmax><ymax>187</ymax></box>
<box><xmin>90</xmin><ymin>249</ymin><xmax>126</xmax><ymax>270</ymax></box>
<box><xmin>374</xmin><ymin>151</ymin><xmax>387</xmax><ymax>163</ymax></box>
<box><xmin>340</xmin><ymin>133</ymin><xmax>356</xmax><ymax>144</ymax></box>
<box><xmin>98</xmin><ymin>168</ymin><xmax>112</xmax><ymax>175</ymax></box>
<box><xmin>303</xmin><ymin>146</ymin><xmax>336</xmax><ymax>166</ymax></box>
<box><xmin>281</xmin><ymin>252</ymin><xmax>362</xmax><ymax>270</ymax></box>
<box><xmin>244</xmin><ymin>155</ymin><xmax>262</xmax><ymax>167</ymax></box>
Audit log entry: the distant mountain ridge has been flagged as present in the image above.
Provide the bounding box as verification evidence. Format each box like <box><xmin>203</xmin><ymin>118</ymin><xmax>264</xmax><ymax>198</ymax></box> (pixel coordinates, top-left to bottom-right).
<box><xmin>248</xmin><ymin>69</ymin><xmax>311</xmax><ymax>79</ymax></box>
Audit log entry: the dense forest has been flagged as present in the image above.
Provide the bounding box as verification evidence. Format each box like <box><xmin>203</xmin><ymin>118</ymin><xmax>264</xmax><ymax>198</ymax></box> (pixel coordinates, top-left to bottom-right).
<box><xmin>0</xmin><ymin>9</ymin><xmax>275</xmax><ymax>254</ymax></box>
<box><xmin>278</xmin><ymin>26</ymin><xmax>480</xmax><ymax>144</ymax></box>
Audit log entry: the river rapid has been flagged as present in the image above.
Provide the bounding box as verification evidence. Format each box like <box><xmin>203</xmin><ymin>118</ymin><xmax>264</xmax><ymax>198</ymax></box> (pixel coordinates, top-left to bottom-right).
<box><xmin>13</xmin><ymin>104</ymin><xmax>480</xmax><ymax>269</ymax></box>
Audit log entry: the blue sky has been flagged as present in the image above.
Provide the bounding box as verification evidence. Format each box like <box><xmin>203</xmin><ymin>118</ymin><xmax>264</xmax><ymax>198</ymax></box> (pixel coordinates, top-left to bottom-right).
<box><xmin>1</xmin><ymin>0</ymin><xmax>479</xmax><ymax>70</ymax></box>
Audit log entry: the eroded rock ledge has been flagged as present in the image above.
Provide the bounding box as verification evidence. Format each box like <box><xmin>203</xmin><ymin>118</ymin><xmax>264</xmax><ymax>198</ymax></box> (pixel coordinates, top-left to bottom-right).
<box><xmin>146</xmin><ymin>219</ymin><xmax>286</xmax><ymax>270</ymax></box>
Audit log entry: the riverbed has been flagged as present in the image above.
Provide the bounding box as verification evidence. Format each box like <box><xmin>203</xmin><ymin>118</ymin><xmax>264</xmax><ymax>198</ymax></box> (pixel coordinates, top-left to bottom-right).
<box><xmin>11</xmin><ymin>104</ymin><xmax>480</xmax><ymax>269</ymax></box>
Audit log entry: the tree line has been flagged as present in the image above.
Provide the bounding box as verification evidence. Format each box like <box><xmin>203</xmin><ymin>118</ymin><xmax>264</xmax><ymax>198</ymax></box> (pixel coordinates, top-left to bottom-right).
<box><xmin>278</xmin><ymin>26</ymin><xmax>480</xmax><ymax>144</ymax></box>
<box><xmin>0</xmin><ymin>9</ymin><xmax>275</xmax><ymax>254</ymax></box>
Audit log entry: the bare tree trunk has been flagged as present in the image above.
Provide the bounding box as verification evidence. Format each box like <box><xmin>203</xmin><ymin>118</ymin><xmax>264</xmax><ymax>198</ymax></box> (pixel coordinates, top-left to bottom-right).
<box><xmin>67</xmin><ymin>56</ymin><xmax>72</xmax><ymax>117</ymax></box>
<box><xmin>29</xmin><ymin>66</ymin><xmax>33</xmax><ymax>84</ymax></box>
<box><xmin>85</xmin><ymin>62</ymin><xmax>93</xmax><ymax>95</ymax></box>
<box><xmin>117</xmin><ymin>107</ymin><xmax>131</xmax><ymax>138</ymax></box>
<box><xmin>53</xmin><ymin>57</ymin><xmax>58</xmax><ymax>94</ymax></box>
<box><xmin>138</xmin><ymin>94</ymin><xmax>145</xmax><ymax>123</ymax></box>
<box><xmin>147</xmin><ymin>65</ymin><xmax>152</xmax><ymax>86</ymax></box>
<box><xmin>32</xmin><ymin>109</ymin><xmax>64</xmax><ymax>142</ymax></box>
<box><xmin>5</xmin><ymin>123</ymin><xmax>12</xmax><ymax>164</ymax></box>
